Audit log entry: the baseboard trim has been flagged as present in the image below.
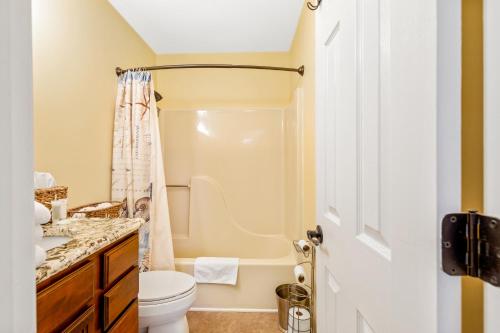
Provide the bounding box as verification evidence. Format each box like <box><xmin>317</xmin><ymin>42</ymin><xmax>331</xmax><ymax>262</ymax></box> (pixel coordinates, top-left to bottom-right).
<box><xmin>190</xmin><ymin>307</ymin><xmax>278</xmax><ymax>313</ymax></box>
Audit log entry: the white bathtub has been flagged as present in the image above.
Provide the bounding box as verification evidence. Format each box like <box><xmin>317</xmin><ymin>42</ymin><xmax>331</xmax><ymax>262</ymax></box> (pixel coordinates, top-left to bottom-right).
<box><xmin>171</xmin><ymin>176</ymin><xmax>298</xmax><ymax>311</ymax></box>
<box><xmin>175</xmin><ymin>250</ymin><xmax>296</xmax><ymax>311</ymax></box>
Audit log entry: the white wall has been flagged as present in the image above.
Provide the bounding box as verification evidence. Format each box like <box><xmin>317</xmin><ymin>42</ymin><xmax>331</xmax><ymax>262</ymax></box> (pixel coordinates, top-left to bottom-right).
<box><xmin>0</xmin><ymin>0</ymin><xmax>36</xmax><ymax>331</ymax></box>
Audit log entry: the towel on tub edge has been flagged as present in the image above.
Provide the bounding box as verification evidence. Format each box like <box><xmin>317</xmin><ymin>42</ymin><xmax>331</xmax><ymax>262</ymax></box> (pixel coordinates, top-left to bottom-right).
<box><xmin>194</xmin><ymin>257</ymin><xmax>239</xmax><ymax>285</ymax></box>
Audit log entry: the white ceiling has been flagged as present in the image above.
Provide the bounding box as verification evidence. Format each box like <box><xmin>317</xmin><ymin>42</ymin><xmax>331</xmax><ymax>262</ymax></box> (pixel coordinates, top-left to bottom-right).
<box><xmin>108</xmin><ymin>0</ymin><xmax>304</xmax><ymax>54</ymax></box>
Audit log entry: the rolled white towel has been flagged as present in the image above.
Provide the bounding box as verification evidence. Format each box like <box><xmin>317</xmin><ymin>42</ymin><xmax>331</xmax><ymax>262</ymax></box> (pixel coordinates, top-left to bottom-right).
<box><xmin>33</xmin><ymin>225</ymin><xmax>43</xmax><ymax>242</ymax></box>
<box><xmin>33</xmin><ymin>172</ymin><xmax>56</xmax><ymax>189</ymax></box>
<box><xmin>95</xmin><ymin>202</ymin><xmax>112</xmax><ymax>209</ymax></box>
<box><xmin>35</xmin><ymin>245</ymin><xmax>46</xmax><ymax>268</ymax></box>
<box><xmin>79</xmin><ymin>206</ymin><xmax>97</xmax><ymax>212</ymax></box>
<box><xmin>34</xmin><ymin>201</ymin><xmax>51</xmax><ymax>225</ymax></box>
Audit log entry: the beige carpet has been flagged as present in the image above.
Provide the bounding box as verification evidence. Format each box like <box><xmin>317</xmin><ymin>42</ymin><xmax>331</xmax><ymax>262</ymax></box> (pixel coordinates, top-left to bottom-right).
<box><xmin>187</xmin><ymin>311</ymin><xmax>282</xmax><ymax>333</ymax></box>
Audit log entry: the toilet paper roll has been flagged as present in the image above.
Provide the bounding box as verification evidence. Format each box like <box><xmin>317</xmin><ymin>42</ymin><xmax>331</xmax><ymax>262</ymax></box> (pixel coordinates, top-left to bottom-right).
<box><xmin>294</xmin><ymin>265</ymin><xmax>306</xmax><ymax>284</ymax></box>
<box><xmin>297</xmin><ymin>240</ymin><xmax>310</xmax><ymax>252</ymax></box>
<box><xmin>288</xmin><ymin>306</ymin><xmax>311</xmax><ymax>333</ymax></box>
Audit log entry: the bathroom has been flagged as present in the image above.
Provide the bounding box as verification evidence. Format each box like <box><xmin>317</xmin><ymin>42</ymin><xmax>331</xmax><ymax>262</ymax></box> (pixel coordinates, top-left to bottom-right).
<box><xmin>3</xmin><ymin>0</ymin><xmax>494</xmax><ymax>332</ymax></box>
<box><xmin>31</xmin><ymin>0</ymin><xmax>315</xmax><ymax>332</ymax></box>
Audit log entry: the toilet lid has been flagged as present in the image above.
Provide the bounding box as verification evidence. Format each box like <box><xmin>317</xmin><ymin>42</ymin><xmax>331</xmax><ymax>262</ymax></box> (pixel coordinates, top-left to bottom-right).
<box><xmin>139</xmin><ymin>271</ymin><xmax>196</xmax><ymax>303</ymax></box>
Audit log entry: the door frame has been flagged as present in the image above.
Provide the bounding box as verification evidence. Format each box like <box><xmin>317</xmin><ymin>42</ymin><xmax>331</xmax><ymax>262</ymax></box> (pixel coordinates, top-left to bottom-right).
<box><xmin>0</xmin><ymin>0</ymin><xmax>36</xmax><ymax>331</ymax></box>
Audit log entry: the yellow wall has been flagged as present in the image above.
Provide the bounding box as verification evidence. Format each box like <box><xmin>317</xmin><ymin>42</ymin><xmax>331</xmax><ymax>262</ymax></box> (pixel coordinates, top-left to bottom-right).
<box><xmin>32</xmin><ymin>0</ymin><xmax>156</xmax><ymax>206</ymax></box>
<box><xmin>155</xmin><ymin>52</ymin><xmax>292</xmax><ymax>110</ymax></box>
<box><xmin>155</xmin><ymin>5</ymin><xmax>315</xmax><ymax>235</ymax></box>
<box><xmin>461</xmin><ymin>0</ymin><xmax>484</xmax><ymax>332</ymax></box>
<box><xmin>290</xmin><ymin>7</ymin><xmax>315</xmax><ymax>231</ymax></box>
<box><xmin>32</xmin><ymin>1</ymin><xmax>316</xmax><ymax>227</ymax></box>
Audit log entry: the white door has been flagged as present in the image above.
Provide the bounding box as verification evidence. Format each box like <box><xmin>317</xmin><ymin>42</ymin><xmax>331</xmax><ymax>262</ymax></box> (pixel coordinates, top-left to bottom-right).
<box><xmin>484</xmin><ymin>0</ymin><xmax>500</xmax><ymax>331</ymax></box>
<box><xmin>314</xmin><ymin>0</ymin><xmax>461</xmax><ymax>332</ymax></box>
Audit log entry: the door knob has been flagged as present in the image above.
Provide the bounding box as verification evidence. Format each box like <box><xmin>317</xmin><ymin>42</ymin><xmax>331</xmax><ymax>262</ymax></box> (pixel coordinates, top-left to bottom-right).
<box><xmin>307</xmin><ymin>225</ymin><xmax>323</xmax><ymax>245</ymax></box>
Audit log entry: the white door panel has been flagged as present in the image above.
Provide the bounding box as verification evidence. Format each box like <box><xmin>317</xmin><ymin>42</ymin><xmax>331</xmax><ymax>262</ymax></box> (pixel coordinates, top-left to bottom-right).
<box><xmin>314</xmin><ymin>0</ymin><xmax>461</xmax><ymax>332</ymax></box>
<box><xmin>484</xmin><ymin>0</ymin><xmax>500</xmax><ymax>331</ymax></box>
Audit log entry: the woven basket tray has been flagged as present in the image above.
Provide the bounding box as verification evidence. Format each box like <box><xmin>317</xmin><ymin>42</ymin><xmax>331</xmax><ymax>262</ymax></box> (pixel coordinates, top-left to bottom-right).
<box><xmin>34</xmin><ymin>186</ymin><xmax>68</xmax><ymax>209</ymax></box>
<box><xmin>68</xmin><ymin>201</ymin><xmax>122</xmax><ymax>219</ymax></box>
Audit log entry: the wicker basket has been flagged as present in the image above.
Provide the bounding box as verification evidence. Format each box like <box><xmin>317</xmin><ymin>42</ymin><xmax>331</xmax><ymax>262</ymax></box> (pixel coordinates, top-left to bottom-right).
<box><xmin>34</xmin><ymin>186</ymin><xmax>68</xmax><ymax>209</ymax></box>
<box><xmin>67</xmin><ymin>201</ymin><xmax>122</xmax><ymax>219</ymax></box>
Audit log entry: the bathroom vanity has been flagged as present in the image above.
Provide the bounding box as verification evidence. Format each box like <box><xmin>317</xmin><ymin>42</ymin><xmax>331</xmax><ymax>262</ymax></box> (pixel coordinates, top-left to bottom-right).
<box><xmin>36</xmin><ymin>218</ymin><xmax>144</xmax><ymax>333</ymax></box>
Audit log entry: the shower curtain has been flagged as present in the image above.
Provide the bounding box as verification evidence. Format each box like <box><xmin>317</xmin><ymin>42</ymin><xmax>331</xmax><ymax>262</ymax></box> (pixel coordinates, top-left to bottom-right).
<box><xmin>111</xmin><ymin>70</ymin><xmax>175</xmax><ymax>271</ymax></box>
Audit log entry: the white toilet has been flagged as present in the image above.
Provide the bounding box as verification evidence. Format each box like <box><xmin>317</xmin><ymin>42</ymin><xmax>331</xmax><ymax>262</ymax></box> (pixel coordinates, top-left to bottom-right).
<box><xmin>138</xmin><ymin>271</ymin><xmax>197</xmax><ymax>333</ymax></box>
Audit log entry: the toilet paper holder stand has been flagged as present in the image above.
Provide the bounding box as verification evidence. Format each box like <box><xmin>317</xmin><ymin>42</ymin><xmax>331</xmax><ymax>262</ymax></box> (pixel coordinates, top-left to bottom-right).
<box><xmin>290</xmin><ymin>239</ymin><xmax>317</xmax><ymax>333</ymax></box>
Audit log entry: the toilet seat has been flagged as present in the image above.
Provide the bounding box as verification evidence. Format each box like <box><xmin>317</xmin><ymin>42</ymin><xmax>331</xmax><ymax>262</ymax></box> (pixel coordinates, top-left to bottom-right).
<box><xmin>139</xmin><ymin>271</ymin><xmax>196</xmax><ymax>305</ymax></box>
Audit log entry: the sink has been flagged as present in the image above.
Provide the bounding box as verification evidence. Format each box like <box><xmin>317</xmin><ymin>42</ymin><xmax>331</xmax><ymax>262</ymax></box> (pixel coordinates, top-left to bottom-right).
<box><xmin>38</xmin><ymin>236</ymin><xmax>72</xmax><ymax>251</ymax></box>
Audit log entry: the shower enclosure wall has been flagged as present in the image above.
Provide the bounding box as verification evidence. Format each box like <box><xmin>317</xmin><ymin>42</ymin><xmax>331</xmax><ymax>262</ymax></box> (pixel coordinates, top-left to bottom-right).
<box><xmin>161</xmin><ymin>89</ymin><xmax>303</xmax><ymax>310</ymax></box>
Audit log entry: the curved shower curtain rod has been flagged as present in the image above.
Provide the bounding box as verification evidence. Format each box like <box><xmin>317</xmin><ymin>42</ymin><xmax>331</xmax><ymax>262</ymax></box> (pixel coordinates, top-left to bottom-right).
<box><xmin>115</xmin><ymin>64</ymin><xmax>305</xmax><ymax>77</ymax></box>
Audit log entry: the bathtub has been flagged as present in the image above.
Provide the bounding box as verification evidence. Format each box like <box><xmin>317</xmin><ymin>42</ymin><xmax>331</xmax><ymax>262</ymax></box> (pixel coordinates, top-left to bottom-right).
<box><xmin>164</xmin><ymin>105</ymin><xmax>304</xmax><ymax>311</ymax></box>
<box><xmin>169</xmin><ymin>177</ymin><xmax>298</xmax><ymax>311</ymax></box>
<box><xmin>175</xmin><ymin>251</ymin><xmax>296</xmax><ymax>312</ymax></box>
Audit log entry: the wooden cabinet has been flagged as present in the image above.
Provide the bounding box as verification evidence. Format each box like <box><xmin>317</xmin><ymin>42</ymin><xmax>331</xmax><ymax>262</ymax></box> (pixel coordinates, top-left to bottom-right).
<box><xmin>103</xmin><ymin>236</ymin><xmax>139</xmax><ymax>288</ymax></box>
<box><xmin>62</xmin><ymin>307</ymin><xmax>95</xmax><ymax>333</ymax></box>
<box><xmin>107</xmin><ymin>301</ymin><xmax>138</xmax><ymax>333</ymax></box>
<box><xmin>37</xmin><ymin>262</ymin><xmax>95</xmax><ymax>333</ymax></box>
<box><xmin>37</xmin><ymin>233</ymin><xmax>139</xmax><ymax>333</ymax></box>
<box><xmin>103</xmin><ymin>267</ymin><xmax>139</xmax><ymax>329</ymax></box>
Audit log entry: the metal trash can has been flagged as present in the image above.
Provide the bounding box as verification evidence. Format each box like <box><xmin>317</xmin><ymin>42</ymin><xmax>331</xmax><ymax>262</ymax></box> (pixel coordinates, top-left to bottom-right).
<box><xmin>275</xmin><ymin>284</ymin><xmax>310</xmax><ymax>332</ymax></box>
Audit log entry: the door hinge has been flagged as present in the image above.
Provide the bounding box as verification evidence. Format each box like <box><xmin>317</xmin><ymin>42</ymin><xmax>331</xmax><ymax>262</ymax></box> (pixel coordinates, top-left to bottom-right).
<box><xmin>442</xmin><ymin>210</ymin><xmax>500</xmax><ymax>286</ymax></box>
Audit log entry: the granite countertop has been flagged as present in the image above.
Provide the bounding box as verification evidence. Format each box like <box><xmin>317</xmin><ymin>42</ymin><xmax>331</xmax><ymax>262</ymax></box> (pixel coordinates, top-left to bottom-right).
<box><xmin>36</xmin><ymin>218</ymin><xmax>145</xmax><ymax>284</ymax></box>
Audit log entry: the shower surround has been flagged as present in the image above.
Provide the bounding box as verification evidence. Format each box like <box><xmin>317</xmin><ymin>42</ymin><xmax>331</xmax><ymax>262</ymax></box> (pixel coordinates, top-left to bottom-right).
<box><xmin>162</xmin><ymin>91</ymin><xmax>303</xmax><ymax>310</ymax></box>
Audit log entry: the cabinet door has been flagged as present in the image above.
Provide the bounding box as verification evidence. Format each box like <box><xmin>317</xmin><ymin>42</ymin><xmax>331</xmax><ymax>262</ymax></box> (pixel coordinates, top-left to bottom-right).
<box><xmin>103</xmin><ymin>267</ymin><xmax>139</xmax><ymax>329</ymax></box>
<box><xmin>107</xmin><ymin>301</ymin><xmax>138</xmax><ymax>333</ymax></box>
<box><xmin>37</xmin><ymin>262</ymin><xmax>95</xmax><ymax>333</ymax></box>
<box><xmin>62</xmin><ymin>307</ymin><xmax>95</xmax><ymax>333</ymax></box>
<box><xmin>103</xmin><ymin>235</ymin><xmax>139</xmax><ymax>288</ymax></box>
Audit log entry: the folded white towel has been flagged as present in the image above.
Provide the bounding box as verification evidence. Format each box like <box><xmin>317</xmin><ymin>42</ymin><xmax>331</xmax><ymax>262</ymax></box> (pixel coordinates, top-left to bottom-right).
<box><xmin>34</xmin><ymin>201</ymin><xmax>51</xmax><ymax>225</ymax></box>
<box><xmin>35</xmin><ymin>245</ymin><xmax>46</xmax><ymax>268</ymax></box>
<box><xmin>33</xmin><ymin>172</ymin><xmax>56</xmax><ymax>189</ymax></box>
<box><xmin>34</xmin><ymin>225</ymin><xmax>43</xmax><ymax>242</ymax></box>
<box><xmin>194</xmin><ymin>257</ymin><xmax>239</xmax><ymax>285</ymax></box>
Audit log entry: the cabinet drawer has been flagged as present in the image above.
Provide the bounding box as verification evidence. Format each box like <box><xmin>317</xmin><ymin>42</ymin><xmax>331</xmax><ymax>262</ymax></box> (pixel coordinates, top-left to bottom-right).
<box><xmin>103</xmin><ymin>266</ymin><xmax>139</xmax><ymax>329</ymax></box>
<box><xmin>62</xmin><ymin>306</ymin><xmax>95</xmax><ymax>333</ymax></box>
<box><xmin>103</xmin><ymin>234</ymin><xmax>138</xmax><ymax>288</ymax></box>
<box><xmin>37</xmin><ymin>262</ymin><xmax>95</xmax><ymax>333</ymax></box>
<box><xmin>107</xmin><ymin>300</ymin><xmax>138</xmax><ymax>333</ymax></box>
